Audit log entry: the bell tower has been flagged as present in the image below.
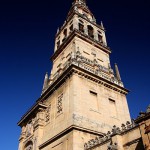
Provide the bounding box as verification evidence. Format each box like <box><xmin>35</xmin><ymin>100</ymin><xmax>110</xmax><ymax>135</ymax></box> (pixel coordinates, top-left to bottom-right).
<box><xmin>18</xmin><ymin>1</ymin><xmax>131</xmax><ymax>150</ymax></box>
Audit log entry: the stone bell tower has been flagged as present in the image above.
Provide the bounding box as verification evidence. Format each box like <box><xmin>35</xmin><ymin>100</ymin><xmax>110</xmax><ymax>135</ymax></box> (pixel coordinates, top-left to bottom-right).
<box><xmin>18</xmin><ymin>0</ymin><xmax>131</xmax><ymax>150</ymax></box>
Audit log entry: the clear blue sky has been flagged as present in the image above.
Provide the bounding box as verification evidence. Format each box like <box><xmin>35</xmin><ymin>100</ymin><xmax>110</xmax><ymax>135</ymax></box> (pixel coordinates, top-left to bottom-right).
<box><xmin>0</xmin><ymin>0</ymin><xmax>150</xmax><ymax>149</ymax></box>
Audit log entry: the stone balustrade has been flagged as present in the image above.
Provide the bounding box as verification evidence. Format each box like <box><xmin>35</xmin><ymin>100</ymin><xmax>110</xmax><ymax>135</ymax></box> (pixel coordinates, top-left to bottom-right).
<box><xmin>84</xmin><ymin>121</ymin><xmax>137</xmax><ymax>150</ymax></box>
<box><xmin>51</xmin><ymin>51</ymin><xmax>123</xmax><ymax>88</ymax></box>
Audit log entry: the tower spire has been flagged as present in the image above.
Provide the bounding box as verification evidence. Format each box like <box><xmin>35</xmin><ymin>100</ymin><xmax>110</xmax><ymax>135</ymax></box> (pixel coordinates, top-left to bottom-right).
<box><xmin>42</xmin><ymin>72</ymin><xmax>49</xmax><ymax>94</ymax></box>
<box><xmin>115</xmin><ymin>63</ymin><xmax>121</xmax><ymax>81</ymax></box>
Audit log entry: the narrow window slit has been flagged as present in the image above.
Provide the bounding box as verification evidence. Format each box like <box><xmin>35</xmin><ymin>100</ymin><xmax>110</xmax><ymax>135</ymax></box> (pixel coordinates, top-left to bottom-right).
<box><xmin>90</xmin><ymin>90</ymin><xmax>97</xmax><ymax>96</ymax></box>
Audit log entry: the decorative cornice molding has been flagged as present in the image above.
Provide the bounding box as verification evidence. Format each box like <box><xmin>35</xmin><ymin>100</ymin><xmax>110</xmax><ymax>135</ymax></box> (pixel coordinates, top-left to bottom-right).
<box><xmin>17</xmin><ymin>103</ymin><xmax>47</xmax><ymax>127</ymax></box>
<box><xmin>18</xmin><ymin>60</ymin><xmax>129</xmax><ymax>127</ymax></box>
<box><xmin>39</xmin><ymin>125</ymin><xmax>103</xmax><ymax>149</ymax></box>
<box><xmin>123</xmin><ymin>138</ymin><xmax>141</xmax><ymax>147</ymax></box>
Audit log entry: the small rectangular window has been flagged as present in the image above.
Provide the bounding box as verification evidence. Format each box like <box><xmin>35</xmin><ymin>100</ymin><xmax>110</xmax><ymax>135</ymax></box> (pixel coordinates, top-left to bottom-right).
<box><xmin>109</xmin><ymin>98</ymin><xmax>117</xmax><ymax>117</ymax></box>
<box><xmin>91</xmin><ymin>52</ymin><xmax>96</xmax><ymax>57</ymax></box>
<box><xmin>83</xmin><ymin>51</ymin><xmax>90</xmax><ymax>55</ymax></box>
<box><xmin>66</xmin><ymin>53</ymin><xmax>70</xmax><ymax>58</ymax></box>
<box><xmin>97</xmin><ymin>58</ymin><xmax>103</xmax><ymax>62</ymax></box>
<box><xmin>57</xmin><ymin>63</ymin><xmax>62</xmax><ymax>68</ymax></box>
<box><xmin>109</xmin><ymin>98</ymin><xmax>115</xmax><ymax>103</ymax></box>
<box><xmin>90</xmin><ymin>90</ymin><xmax>97</xmax><ymax>96</ymax></box>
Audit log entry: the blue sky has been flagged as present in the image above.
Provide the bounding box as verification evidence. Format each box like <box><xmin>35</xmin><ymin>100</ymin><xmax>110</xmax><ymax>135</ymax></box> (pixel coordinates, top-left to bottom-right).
<box><xmin>0</xmin><ymin>0</ymin><xmax>150</xmax><ymax>149</ymax></box>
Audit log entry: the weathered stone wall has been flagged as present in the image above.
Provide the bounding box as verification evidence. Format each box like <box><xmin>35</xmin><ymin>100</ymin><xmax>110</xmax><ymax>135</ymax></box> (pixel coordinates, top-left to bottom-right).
<box><xmin>41</xmin><ymin>75</ymin><xmax>74</xmax><ymax>144</ymax></box>
<box><xmin>40</xmin><ymin>131</ymin><xmax>73</xmax><ymax>150</ymax></box>
<box><xmin>73</xmin><ymin>73</ymin><xmax>130</xmax><ymax>134</ymax></box>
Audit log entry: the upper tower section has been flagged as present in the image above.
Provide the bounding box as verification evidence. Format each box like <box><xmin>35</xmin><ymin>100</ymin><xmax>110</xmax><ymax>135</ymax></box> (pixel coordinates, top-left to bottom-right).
<box><xmin>67</xmin><ymin>0</ymin><xmax>93</xmax><ymax>22</ymax></box>
<box><xmin>54</xmin><ymin>0</ymin><xmax>108</xmax><ymax>53</ymax></box>
<box><xmin>46</xmin><ymin>0</ymin><xmax>124</xmax><ymax>94</ymax></box>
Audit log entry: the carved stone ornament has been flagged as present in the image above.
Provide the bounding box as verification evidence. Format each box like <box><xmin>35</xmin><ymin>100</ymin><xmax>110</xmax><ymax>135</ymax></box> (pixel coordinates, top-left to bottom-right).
<box><xmin>84</xmin><ymin>134</ymin><xmax>111</xmax><ymax>150</ymax></box>
<box><xmin>25</xmin><ymin>141</ymin><xmax>33</xmax><ymax>150</ymax></box>
<box><xmin>146</xmin><ymin>104</ymin><xmax>150</xmax><ymax>113</ymax></box>
<box><xmin>45</xmin><ymin>104</ymin><xmax>51</xmax><ymax>122</ymax></box>
<box><xmin>26</xmin><ymin>122</ymin><xmax>33</xmax><ymax>138</ymax></box>
<box><xmin>74</xmin><ymin>6</ymin><xmax>78</xmax><ymax>11</ymax></box>
<box><xmin>108</xmin><ymin>142</ymin><xmax>118</xmax><ymax>150</ymax></box>
<box><xmin>57</xmin><ymin>94</ymin><xmax>63</xmax><ymax>114</ymax></box>
<box><xmin>84</xmin><ymin>121</ymin><xmax>137</xmax><ymax>150</ymax></box>
<box><xmin>111</xmin><ymin>125</ymin><xmax>121</xmax><ymax>135</ymax></box>
<box><xmin>51</xmin><ymin>50</ymin><xmax>124</xmax><ymax>88</ymax></box>
<box><xmin>26</xmin><ymin>145</ymin><xmax>33</xmax><ymax>150</ymax></box>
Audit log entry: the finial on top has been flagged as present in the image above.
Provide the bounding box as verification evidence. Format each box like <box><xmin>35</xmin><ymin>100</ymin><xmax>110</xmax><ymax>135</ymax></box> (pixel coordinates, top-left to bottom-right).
<box><xmin>42</xmin><ymin>72</ymin><xmax>49</xmax><ymax>94</ymax></box>
<box><xmin>73</xmin><ymin>0</ymin><xmax>86</xmax><ymax>5</ymax></box>
<box><xmin>115</xmin><ymin>63</ymin><xmax>121</xmax><ymax>82</ymax></box>
<box><xmin>146</xmin><ymin>104</ymin><xmax>150</xmax><ymax>113</ymax></box>
<box><xmin>101</xmin><ymin>21</ymin><xmax>105</xmax><ymax>29</ymax></box>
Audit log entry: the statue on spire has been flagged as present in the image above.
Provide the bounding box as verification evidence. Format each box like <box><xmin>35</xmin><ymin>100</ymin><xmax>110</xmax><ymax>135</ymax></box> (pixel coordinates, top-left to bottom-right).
<box><xmin>74</xmin><ymin>0</ymin><xmax>86</xmax><ymax>5</ymax></box>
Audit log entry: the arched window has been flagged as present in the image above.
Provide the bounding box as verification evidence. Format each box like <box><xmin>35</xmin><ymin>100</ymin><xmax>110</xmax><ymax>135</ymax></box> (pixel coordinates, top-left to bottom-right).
<box><xmin>87</xmin><ymin>25</ymin><xmax>94</xmax><ymax>38</ymax></box>
<box><xmin>57</xmin><ymin>40</ymin><xmax>60</xmax><ymax>49</ymax></box>
<box><xmin>63</xmin><ymin>29</ymin><xmax>67</xmax><ymax>38</ymax></box>
<box><xmin>79</xmin><ymin>23</ymin><xmax>84</xmax><ymax>33</ymax></box>
<box><xmin>69</xmin><ymin>24</ymin><xmax>73</xmax><ymax>32</ymax></box>
<box><xmin>62</xmin><ymin>29</ymin><xmax>67</xmax><ymax>42</ymax></box>
<box><xmin>25</xmin><ymin>141</ymin><xmax>33</xmax><ymax>150</ymax></box>
<box><xmin>78</xmin><ymin>20</ymin><xmax>84</xmax><ymax>33</ymax></box>
<box><xmin>98</xmin><ymin>31</ymin><xmax>103</xmax><ymax>43</ymax></box>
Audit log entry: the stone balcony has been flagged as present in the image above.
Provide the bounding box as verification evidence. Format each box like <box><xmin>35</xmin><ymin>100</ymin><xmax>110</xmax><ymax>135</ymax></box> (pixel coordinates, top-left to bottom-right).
<box><xmin>52</xmin><ymin>51</ymin><xmax>124</xmax><ymax>88</ymax></box>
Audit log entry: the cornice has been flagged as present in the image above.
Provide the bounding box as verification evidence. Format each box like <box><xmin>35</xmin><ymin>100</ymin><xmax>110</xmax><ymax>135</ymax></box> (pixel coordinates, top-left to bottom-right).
<box><xmin>40</xmin><ymin>64</ymin><xmax>129</xmax><ymax>103</ymax></box>
<box><xmin>135</xmin><ymin>112</ymin><xmax>150</xmax><ymax>124</ymax></box>
<box><xmin>72</xmin><ymin>65</ymin><xmax>129</xmax><ymax>94</ymax></box>
<box><xmin>18</xmin><ymin>64</ymin><xmax>129</xmax><ymax>127</ymax></box>
<box><xmin>17</xmin><ymin>103</ymin><xmax>47</xmax><ymax>127</ymax></box>
<box><xmin>39</xmin><ymin>125</ymin><xmax>104</xmax><ymax>149</ymax></box>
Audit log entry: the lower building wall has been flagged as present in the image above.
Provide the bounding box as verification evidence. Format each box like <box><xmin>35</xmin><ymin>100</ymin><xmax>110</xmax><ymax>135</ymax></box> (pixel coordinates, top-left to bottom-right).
<box><xmin>40</xmin><ymin>129</ymin><xmax>102</xmax><ymax>150</ymax></box>
<box><xmin>73</xmin><ymin>130</ymin><xmax>101</xmax><ymax>150</ymax></box>
<box><xmin>124</xmin><ymin>139</ymin><xmax>144</xmax><ymax>150</ymax></box>
<box><xmin>138</xmin><ymin>118</ymin><xmax>150</xmax><ymax>149</ymax></box>
<box><xmin>122</xmin><ymin>127</ymin><xmax>145</xmax><ymax>150</ymax></box>
<box><xmin>122</xmin><ymin>127</ymin><xmax>141</xmax><ymax>145</ymax></box>
<box><xmin>83</xmin><ymin>126</ymin><xmax>145</xmax><ymax>150</ymax></box>
<box><xmin>40</xmin><ymin>131</ymin><xmax>73</xmax><ymax>150</ymax></box>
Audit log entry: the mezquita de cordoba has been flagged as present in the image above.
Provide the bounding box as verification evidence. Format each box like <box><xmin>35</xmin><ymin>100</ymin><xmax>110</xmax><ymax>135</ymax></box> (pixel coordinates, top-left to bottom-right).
<box><xmin>17</xmin><ymin>0</ymin><xmax>150</xmax><ymax>149</ymax></box>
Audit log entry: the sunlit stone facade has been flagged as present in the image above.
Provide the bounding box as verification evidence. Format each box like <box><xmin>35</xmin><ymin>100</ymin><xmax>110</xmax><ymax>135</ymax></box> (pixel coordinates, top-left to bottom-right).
<box><xmin>18</xmin><ymin>0</ymin><xmax>150</xmax><ymax>150</ymax></box>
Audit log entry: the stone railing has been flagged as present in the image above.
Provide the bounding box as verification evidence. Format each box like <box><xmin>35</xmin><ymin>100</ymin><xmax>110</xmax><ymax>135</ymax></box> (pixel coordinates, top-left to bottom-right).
<box><xmin>52</xmin><ymin>51</ymin><xmax>124</xmax><ymax>88</ymax></box>
<box><xmin>137</xmin><ymin>104</ymin><xmax>150</xmax><ymax>118</ymax></box>
<box><xmin>84</xmin><ymin>121</ymin><xmax>137</xmax><ymax>150</ymax></box>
